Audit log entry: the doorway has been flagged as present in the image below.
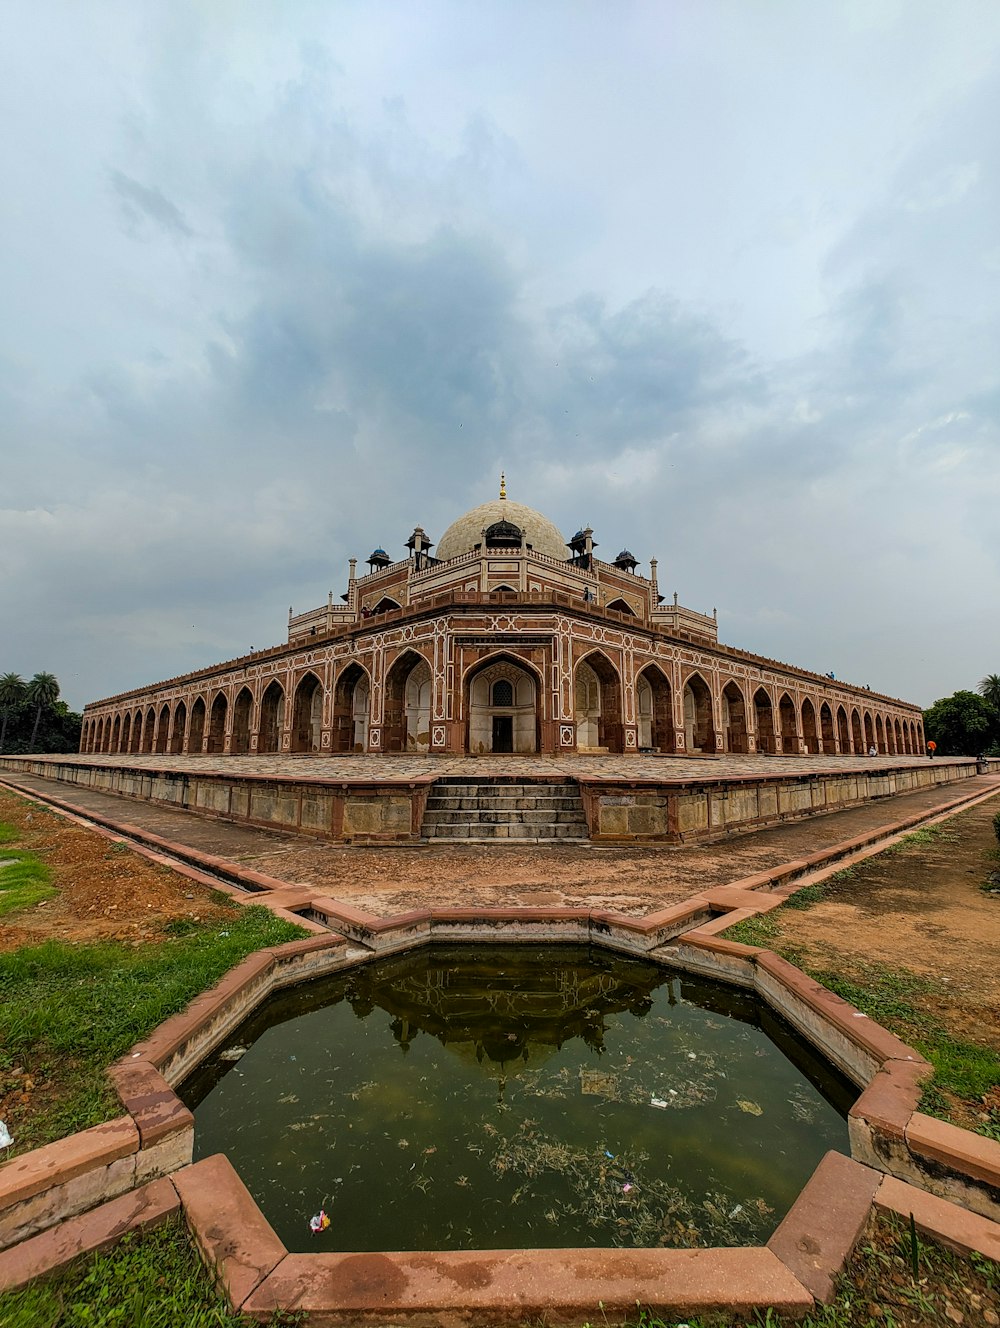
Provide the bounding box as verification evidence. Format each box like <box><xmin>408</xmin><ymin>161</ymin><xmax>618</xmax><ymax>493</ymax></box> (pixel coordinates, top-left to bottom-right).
<box><xmin>492</xmin><ymin>715</ymin><xmax>514</xmax><ymax>752</ymax></box>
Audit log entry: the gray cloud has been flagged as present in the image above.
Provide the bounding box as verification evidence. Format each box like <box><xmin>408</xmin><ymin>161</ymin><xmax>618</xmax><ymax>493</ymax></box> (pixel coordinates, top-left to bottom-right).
<box><xmin>110</xmin><ymin>171</ymin><xmax>193</xmax><ymax>238</ymax></box>
<box><xmin>2</xmin><ymin>2</ymin><xmax>999</xmax><ymax>711</ymax></box>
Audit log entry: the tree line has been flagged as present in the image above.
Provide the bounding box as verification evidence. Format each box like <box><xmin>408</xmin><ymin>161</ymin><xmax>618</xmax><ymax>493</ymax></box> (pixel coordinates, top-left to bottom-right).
<box><xmin>923</xmin><ymin>674</ymin><xmax>1000</xmax><ymax>757</ymax></box>
<box><xmin>0</xmin><ymin>672</ymin><xmax>83</xmax><ymax>755</ymax></box>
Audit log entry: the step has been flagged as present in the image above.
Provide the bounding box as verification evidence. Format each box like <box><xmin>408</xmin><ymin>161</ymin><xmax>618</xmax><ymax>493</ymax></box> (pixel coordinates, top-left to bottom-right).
<box><xmin>422</xmin><ymin>808</ymin><xmax>587</xmax><ymax>826</ymax></box>
<box><xmin>424</xmin><ymin>796</ymin><xmax>583</xmax><ymax>812</ymax></box>
<box><xmin>423</xmin><ymin>822</ymin><xmax>589</xmax><ymax>840</ymax></box>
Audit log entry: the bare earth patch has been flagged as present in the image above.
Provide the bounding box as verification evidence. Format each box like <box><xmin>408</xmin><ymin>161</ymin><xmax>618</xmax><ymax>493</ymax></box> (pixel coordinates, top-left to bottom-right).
<box><xmin>767</xmin><ymin>799</ymin><xmax>1000</xmax><ymax>1054</ymax></box>
<box><xmin>0</xmin><ymin>790</ymin><xmax>231</xmax><ymax>952</ymax></box>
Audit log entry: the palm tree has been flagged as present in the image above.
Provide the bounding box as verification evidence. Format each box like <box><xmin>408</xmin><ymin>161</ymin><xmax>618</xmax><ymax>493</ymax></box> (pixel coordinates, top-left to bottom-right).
<box><xmin>25</xmin><ymin>672</ymin><xmax>60</xmax><ymax>751</ymax></box>
<box><xmin>0</xmin><ymin>672</ymin><xmax>26</xmax><ymax>753</ymax></box>
<box><xmin>979</xmin><ymin>673</ymin><xmax>1000</xmax><ymax>714</ymax></box>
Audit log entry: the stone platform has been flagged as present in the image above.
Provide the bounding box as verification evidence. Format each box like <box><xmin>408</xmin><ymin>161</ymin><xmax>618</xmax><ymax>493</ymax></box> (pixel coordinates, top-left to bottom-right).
<box><xmin>1</xmin><ymin>751</ymin><xmax>989</xmax><ymax>845</ymax></box>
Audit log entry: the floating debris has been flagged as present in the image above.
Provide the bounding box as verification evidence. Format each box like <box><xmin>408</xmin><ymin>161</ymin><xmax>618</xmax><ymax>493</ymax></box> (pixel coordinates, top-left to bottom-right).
<box><xmin>0</xmin><ymin>1122</ymin><xmax>12</xmax><ymax>1149</ymax></box>
<box><xmin>309</xmin><ymin>1210</ymin><xmax>330</xmax><ymax>1234</ymax></box>
<box><xmin>736</xmin><ymin>1099</ymin><xmax>763</xmax><ymax>1116</ymax></box>
<box><xmin>218</xmin><ymin>1046</ymin><xmax>247</xmax><ymax>1063</ymax></box>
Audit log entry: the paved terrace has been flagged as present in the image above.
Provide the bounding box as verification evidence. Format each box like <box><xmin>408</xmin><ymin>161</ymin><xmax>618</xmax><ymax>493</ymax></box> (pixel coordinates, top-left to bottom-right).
<box><xmin>4</xmin><ymin>759</ymin><xmax>995</xmax><ymax>921</ymax></box>
<box><xmin>20</xmin><ymin>751</ymin><xmax>951</xmax><ymax>781</ymax></box>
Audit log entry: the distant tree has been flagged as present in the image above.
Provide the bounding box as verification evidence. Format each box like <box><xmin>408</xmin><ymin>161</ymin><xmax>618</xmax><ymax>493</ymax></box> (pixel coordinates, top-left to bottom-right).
<box><xmin>25</xmin><ymin>671</ymin><xmax>61</xmax><ymax>751</ymax></box>
<box><xmin>923</xmin><ymin>690</ymin><xmax>999</xmax><ymax>756</ymax></box>
<box><xmin>0</xmin><ymin>672</ymin><xmax>26</xmax><ymax>753</ymax></box>
<box><xmin>979</xmin><ymin>673</ymin><xmax>1000</xmax><ymax>715</ymax></box>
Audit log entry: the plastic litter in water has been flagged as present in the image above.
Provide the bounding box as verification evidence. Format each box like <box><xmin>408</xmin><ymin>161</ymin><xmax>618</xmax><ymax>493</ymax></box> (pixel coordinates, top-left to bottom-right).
<box><xmin>309</xmin><ymin>1210</ymin><xmax>331</xmax><ymax>1234</ymax></box>
<box><xmin>649</xmin><ymin>1096</ymin><xmax>669</xmax><ymax>1109</ymax></box>
<box><xmin>0</xmin><ymin>1121</ymin><xmax>12</xmax><ymax>1149</ymax></box>
<box><xmin>218</xmin><ymin>1047</ymin><xmax>248</xmax><ymax>1063</ymax></box>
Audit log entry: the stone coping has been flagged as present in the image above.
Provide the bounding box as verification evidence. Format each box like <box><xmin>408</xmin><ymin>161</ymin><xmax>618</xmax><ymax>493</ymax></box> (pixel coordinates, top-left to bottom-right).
<box><xmin>2</xmin><ymin>777</ymin><xmax>1000</xmax><ymax>1317</ymax></box>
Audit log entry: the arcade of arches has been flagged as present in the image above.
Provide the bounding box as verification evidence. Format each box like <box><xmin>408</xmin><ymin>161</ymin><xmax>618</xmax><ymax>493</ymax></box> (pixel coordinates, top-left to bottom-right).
<box><xmin>82</xmin><ymin>649</ymin><xmax>923</xmax><ymax>759</ymax></box>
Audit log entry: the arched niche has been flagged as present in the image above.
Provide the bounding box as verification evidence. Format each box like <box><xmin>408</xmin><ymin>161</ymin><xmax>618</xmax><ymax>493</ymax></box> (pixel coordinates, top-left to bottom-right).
<box><xmin>467</xmin><ymin>656</ymin><xmax>538</xmax><ymax>754</ymax></box>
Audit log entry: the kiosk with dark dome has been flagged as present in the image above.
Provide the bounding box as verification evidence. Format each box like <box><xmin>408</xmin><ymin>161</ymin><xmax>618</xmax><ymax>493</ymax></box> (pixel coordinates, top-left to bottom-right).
<box><xmin>81</xmin><ymin>477</ymin><xmax>923</xmax><ymax>762</ymax></box>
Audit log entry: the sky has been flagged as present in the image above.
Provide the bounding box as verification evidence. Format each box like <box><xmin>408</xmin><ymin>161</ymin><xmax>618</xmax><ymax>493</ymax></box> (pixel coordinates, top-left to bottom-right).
<box><xmin>2</xmin><ymin>0</ymin><xmax>999</xmax><ymax>714</ymax></box>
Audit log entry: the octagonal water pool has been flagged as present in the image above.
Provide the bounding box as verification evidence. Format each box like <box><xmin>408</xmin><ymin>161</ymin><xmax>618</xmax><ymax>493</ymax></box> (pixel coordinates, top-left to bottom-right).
<box><xmin>180</xmin><ymin>944</ymin><xmax>853</xmax><ymax>1253</ymax></box>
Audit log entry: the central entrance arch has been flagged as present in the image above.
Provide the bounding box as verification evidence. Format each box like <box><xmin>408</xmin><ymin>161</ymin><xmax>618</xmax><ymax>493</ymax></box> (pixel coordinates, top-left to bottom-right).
<box><xmin>466</xmin><ymin>656</ymin><xmax>539</xmax><ymax>754</ymax></box>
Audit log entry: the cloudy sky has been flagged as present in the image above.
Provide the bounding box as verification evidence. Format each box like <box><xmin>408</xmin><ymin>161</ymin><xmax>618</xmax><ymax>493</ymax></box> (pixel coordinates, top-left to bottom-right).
<box><xmin>3</xmin><ymin>0</ymin><xmax>999</xmax><ymax>713</ymax></box>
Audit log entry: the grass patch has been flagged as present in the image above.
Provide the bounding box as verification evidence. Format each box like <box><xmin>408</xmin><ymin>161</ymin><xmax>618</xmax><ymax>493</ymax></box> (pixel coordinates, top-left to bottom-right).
<box><xmin>717</xmin><ymin>913</ymin><xmax>780</xmax><ymax>947</ymax></box>
<box><xmin>782</xmin><ymin>880</ymin><xmax>827</xmax><ymax>910</ymax></box>
<box><xmin>0</xmin><ymin>849</ymin><xmax>57</xmax><ymax>917</ymax></box>
<box><xmin>0</xmin><ymin>905</ymin><xmax>305</xmax><ymax>1152</ymax></box>
<box><xmin>0</xmin><ymin>1217</ymin><xmax>292</xmax><ymax>1328</ymax></box>
<box><xmin>886</xmin><ymin>823</ymin><xmax>958</xmax><ymax>853</ymax></box>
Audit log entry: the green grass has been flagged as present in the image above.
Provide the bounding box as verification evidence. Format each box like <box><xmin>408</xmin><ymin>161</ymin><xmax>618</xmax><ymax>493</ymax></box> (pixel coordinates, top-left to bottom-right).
<box><xmin>0</xmin><ymin>821</ymin><xmax>57</xmax><ymax>916</ymax></box>
<box><xmin>885</xmin><ymin>824</ymin><xmax>958</xmax><ymax>854</ymax></box>
<box><xmin>0</xmin><ymin>851</ymin><xmax>58</xmax><ymax>916</ymax></box>
<box><xmin>0</xmin><ymin>905</ymin><xmax>306</xmax><ymax>1151</ymax></box>
<box><xmin>0</xmin><ymin>1218</ymin><xmax>293</xmax><ymax>1328</ymax></box>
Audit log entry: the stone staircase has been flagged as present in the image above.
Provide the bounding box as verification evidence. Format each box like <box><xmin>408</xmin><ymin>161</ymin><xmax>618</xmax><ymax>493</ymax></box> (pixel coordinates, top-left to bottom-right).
<box><xmin>421</xmin><ymin>777</ymin><xmax>589</xmax><ymax>842</ymax></box>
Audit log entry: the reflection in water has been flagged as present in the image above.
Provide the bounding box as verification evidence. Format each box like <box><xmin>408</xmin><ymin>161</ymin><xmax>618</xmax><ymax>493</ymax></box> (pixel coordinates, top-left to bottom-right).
<box><xmin>181</xmin><ymin>945</ymin><xmax>853</xmax><ymax>1254</ymax></box>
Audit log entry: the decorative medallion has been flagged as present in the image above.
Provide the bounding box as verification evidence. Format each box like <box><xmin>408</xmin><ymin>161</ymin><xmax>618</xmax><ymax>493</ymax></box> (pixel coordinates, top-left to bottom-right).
<box><xmin>432</xmin><ymin>725</ymin><xmax>446</xmax><ymax>746</ymax></box>
<box><xmin>560</xmin><ymin>725</ymin><xmax>575</xmax><ymax>746</ymax></box>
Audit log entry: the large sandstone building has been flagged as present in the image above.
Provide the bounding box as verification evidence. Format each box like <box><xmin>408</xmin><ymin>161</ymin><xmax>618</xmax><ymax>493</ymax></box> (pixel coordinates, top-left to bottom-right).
<box><xmin>81</xmin><ymin>482</ymin><xmax>923</xmax><ymax>759</ymax></box>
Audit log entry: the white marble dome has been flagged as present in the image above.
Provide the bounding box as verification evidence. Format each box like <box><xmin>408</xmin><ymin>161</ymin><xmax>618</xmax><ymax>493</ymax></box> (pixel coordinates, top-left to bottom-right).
<box><xmin>436</xmin><ymin>498</ymin><xmax>568</xmax><ymax>562</ymax></box>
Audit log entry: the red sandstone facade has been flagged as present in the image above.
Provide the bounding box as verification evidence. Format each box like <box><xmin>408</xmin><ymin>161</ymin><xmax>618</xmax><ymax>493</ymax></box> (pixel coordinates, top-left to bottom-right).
<box><xmin>81</xmin><ymin>492</ymin><xmax>924</xmax><ymax>759</ymax></box>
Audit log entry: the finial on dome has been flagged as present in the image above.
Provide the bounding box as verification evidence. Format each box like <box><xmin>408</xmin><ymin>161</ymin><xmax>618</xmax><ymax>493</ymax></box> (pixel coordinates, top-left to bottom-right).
<box><xmin>499</xmin><ymin>471</ymin><xmax>506</xmax><ymax>500</ymax></box>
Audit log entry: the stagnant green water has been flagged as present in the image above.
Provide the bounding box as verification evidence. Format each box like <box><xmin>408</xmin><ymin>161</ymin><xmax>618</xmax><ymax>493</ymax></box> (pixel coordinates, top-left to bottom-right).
<box><xmin>181</xmin><ymin>945</ymin><xmax>853</xmax><ymax>1253</ymax></box>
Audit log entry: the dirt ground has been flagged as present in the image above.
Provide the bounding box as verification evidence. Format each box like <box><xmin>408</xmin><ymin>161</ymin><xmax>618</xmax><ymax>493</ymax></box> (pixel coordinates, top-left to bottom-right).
<box><xmin>0</xmin><ymin>790</ymin><xmax>233</xmax><ymax>953</ymax></box>
<box><xmin>764</xmin><ymin>797</ymin><xmax>1000</xmax><ymax>1058</ymax></box>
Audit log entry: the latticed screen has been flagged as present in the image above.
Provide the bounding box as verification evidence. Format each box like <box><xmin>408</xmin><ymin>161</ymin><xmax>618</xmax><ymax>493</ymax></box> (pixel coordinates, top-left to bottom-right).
<box><xmin>492</xmin><ymin>680</ymin><xmax>514</xmax><ymax>707</ymax></box>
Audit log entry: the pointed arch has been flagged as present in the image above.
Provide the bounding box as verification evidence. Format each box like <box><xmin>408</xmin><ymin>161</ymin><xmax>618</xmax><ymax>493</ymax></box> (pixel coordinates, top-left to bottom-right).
<box><xmin>875</xmin><ymin>715</ymin><xmax>885</xmax><ymax>754</ymax></box>
<box><xmin>575</xmin><ymin>650</ymin><xmax>624</xmax><ymax>753</ymax></box>
<box><xmin>384</xmin><ymin>651</ymin><xmax>432</xmax><ymax>753</ymax></box>
<box><xmin>291</xmin><ymin>671</ymin><xmax>324</xmax><ymax>754</ymax></box>
<box><xmin>189</xmin><ymin>696</ymin><xmax>206</xmax><ymax>754</ymax></box>
<box><xmin>836</xmin><ymin>705</ymin><xmax>850</xmax><ymax>753</ymax></box>
<box><xmin>754</xmin><ymin>687</ymin><xmax>776</xmax><ymax>754</ymax></box>
<box><xmin>232</xmin><ymin>688</ymin><xmax>253</xmax><ymax>755</ymax></box>
<box><xmin>850</xmin><ymin>708</ymin><xmax>863</xmax><ymax>754</ymax></box>
<box><xmin>637</xmin><ymin>664</ymin><xmax>675</xmax><ymax>752</ymax></box>
<box><xmin>820</xmin><ymin>701</ymin><xmax>835</xmax><ymax>754</ymax></box>
<box><xmin>110</xmin><ymin>715</ymin><xmax>121</xmax><ymax>753</ymax></box>
<box><xmin>605</xmin><ymin>598</ymin><xmax>636</xmax><ymax>616</ymax></box>
<box><xmin>207</xmin><ymin>692</ymin><xmax>227</xmax><ymax>754</ymax></box>
<box><xmin>141</xmin><ymin>708</ymin><xmax>155</xmax><ymax>753</ymax></box>
<box><xmin>682</xmin><ymin>670</ymin><xmax>716</xmax><ymax>753</ymax></box>
<box><xmin>120</xmin><ymin>713</ymin><xmax>132</xmax><ymax>754</ymax></box>
<box><xmin>154</xmin><ymin>703</ymin><xmax>170</xmax><ymax>754</ymax></box>
<box><xmin>169</xmin><ymin>701</ymin><xmax>187</xmax><ymax>755</ymax></box>
<box><xmin>258</xmin><ymin>680</ymin><xmax>285</xmax><ymax>754</ymax></box>
<box><xmin>466</xmin><ymin>652</ymin><xmax>541</xmax><ymax>754</ymax></box>
<box><xmin>777</xmin><ymin>692</ymin><xmax>799</xmax><ymax>754</ymax></box>
<box><xmin>332</xmin><ymin>663</ymin><xmax>370</xmax><ymax>753</ymax></box>
<box><xmin>801</xmin><ymin>697</ymin><xmax>819</xmax><ymax>754</ymax></box>
<box><xmin>372</xmin><ymin>596</ymin><xmax>402</xmax><ymax>615</ymax></box>
<box><xmin>720</xmin><ymin>680</ymin><xmax>748</xmax><ymax>753</ymax></box>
